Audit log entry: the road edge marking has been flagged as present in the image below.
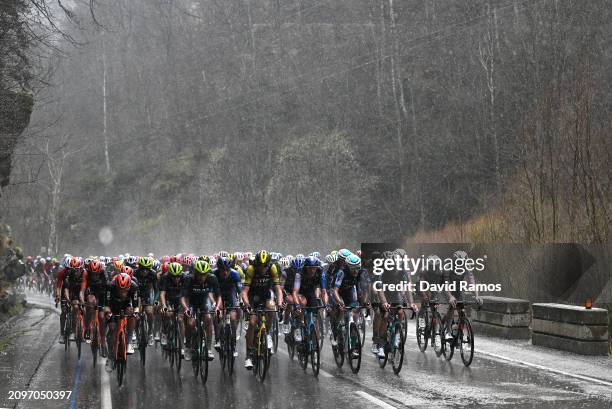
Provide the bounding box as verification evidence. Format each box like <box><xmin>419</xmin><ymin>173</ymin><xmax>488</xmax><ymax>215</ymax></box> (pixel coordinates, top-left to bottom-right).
<box><xmin>101</xmin><ymin>358</ymin><xmax>112</xmax><ymax>409</ymax></box>
<box><xmin>356</xmin><ymin>391</ymin><xmax>398</xmax><ymax>409</ymax></box>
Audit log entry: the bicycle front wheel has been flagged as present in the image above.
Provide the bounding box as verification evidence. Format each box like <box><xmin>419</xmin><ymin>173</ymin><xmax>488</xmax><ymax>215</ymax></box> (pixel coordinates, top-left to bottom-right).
<box><xmin>310</xmin><ymin>325</ymin><xmax>320</xmax><ymax>377</ymax></box>
<box><xmin>459</xmin><ymin>318</ymin><xmax>474</xmax><ymax>367</ymax></box>
<box><xmin>416</xmin><ymin>308</ymin><xmax>429</xmax><ymax>352</ymax></box>
<box><xmin>75</xmin><ymin>314</ymin><xmax>84</xmax><ymax>360</ymax></box>
<box><xmin>257</xmin><ymin>328</ymin><xmax>269</xmax><ymax>382</ymax></box>
<box><xmin>391</xmin><ymin>323</ymin><xmax>405</xmax><ymax>375</ymax></box>
<box><xmin>348</xmin><ymin>322</ymin><xmax>362</xmax><ymax>374</ymax></box>
<box><xmin>200</xmin><ymin>327</ymin><xmax>209</xmax><ymax>384</ymax></box>
<box><xmin>139</xmin><ymin>316</ymin><xmax>148</xmax><ymax>367</ymax></box>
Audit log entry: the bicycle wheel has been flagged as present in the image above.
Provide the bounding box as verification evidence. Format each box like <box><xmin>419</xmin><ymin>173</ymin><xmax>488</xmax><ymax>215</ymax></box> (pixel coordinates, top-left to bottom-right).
<box><xmin>139</xmin><ymin>315</ymin><xmax>148</xmax><ymax>367</ymax></box>
<box><xmin>332</xmin><ymin>326</ymin><xmax>344</xmax><ymax>368</ymax></box>
<box><xmin>348</xmin><ymin>322</ymin><xmax>362</xmax><ymax>374</ymax></box>
<box><xmin>317</xmin><ymin>313</ymin><xmax>325</xmax><ymax>350</ymax></box>
<box><xmin>416</xmin><ymin>308</ymin><xmax>429</xmax><ymax>352</ymax></box>
<box><xmin>310</xmin><ymin>324</ymin><xmax>320</xmax><ymax>377</ymax></box>
<box><xmin>192</xmin><ymin>329</ymin><xmax>201</xmax><ymax>378</ymax></box>
<box><xmin>64</xmin><ymin>312</ymin><xmax>71</xmax><ymax>352</ymax></box>
<box><xmin>459</xmin><ymin>318</ymin><xmax>474</xmax><ymax>367</ymax></box>
<box><xmin>273</xmin><ymin>315</ymin><xmax>279</xmax><ymax>354</ymax></box>
<box><xmin>432</xmin><ymin>311</ymin><xmax>444</xmax><ymax>357</ymax></box>
<box><xmin>200</xmin><ymin>327</ymin><xmax>209</xmax><ymax>384</ymax></box>
<box><xmin>75</xmin><ymin>313</ymin><xmax>83</xmax><ymax>359</ymax></box>
<box><xmin>168</xmin><ymin>321</ymin><xmax>175</xmax><ymax>368</ymax></box>
<box><xmin>257</xmin><ymin>328</ymin><xmax>269</xmax><ymax>382</ymax></box>
<box><xmin>358</xmin><ymin>311</ymin><xmax>366</xmax><ymax>348</ymax></box>
<box><xmin>116</xmin><ymin>333</ymin><xmax>126</xmax><ymax>387</ymax></box>
<box><xmin>174</xmin><ymin>319</ymin><xmax>182</xmax><ymax>372</ymax></box>
<box><xmin>287</xmin><ymin>332</ymin><xmax>295</xmax><ymax>360</ymax></box>
<box><xmin>402</xmin><ymin>310</ymin><xmax>408</xmax><ymax>344</ymax></box>
<box><xmin>297</xmin><ymin>326</ymin><xmax>308</xmax><ymax>371</ymax></box>
<box><xmin>391</xmin><ymin>323</ymin><xmax>405</xmax><ymax>375</ymax></box>
<box><xmin>226</xmin><ymin>323</ymin><xmax>235</xmax><ymax>376</ymax></box>
<box><xmin>90</xmin><ymin>319</ymin><xmax>99</xmax><ymax>368</ymax></box>
<box><xmin>443</xmin><ymin>322</ymin><xmax>455</xmax><ymax>361</ymax></box>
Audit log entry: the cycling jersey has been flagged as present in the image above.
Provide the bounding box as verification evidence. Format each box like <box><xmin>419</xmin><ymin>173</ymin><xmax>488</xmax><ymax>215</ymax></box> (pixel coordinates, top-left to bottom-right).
<box><xmin>294</xmin><ymin>267</ymin><xmax>325</xmax><ymax>306</ymax></box>
<box><xmin>159</xmin><ymin>272</ymin><xmax>188</xmax><ymax>308</ymax></box>
<box><xmin>62</xmin><ymin>268</ymin><xmax>88</xmax><ymax>300</ymax></box>
<box><xmin>283</xmin><ymin>267</ymin><xmax>299</xmax><ymax>294</ymax></box>
<box><xmin>214</xmin><ymin>268</ymin><xmax>242</xmax><ymax>307</ymax></box>
<box><xmin>133</xmin><ymin>267</ymin><xmax>158</xmax><ymax>305</ymax></box>
<box><xmin>105</xmin><ymin>282</ymin><xmax>139</xmax><ymax>314</ymax></box>
<box><xmin>244</xmin><ymin>264</ymin><xmax>281</xmax><ymax>290</ymax></box>
<box><xmin>182</xmin><ymin>274</ymin><xmax>220</xmax><ymax>311</ymax></box>
<box><xmin>334</xmin><ymin>267</ymin><xmax>368</xmax><ymax>305</ymax></box>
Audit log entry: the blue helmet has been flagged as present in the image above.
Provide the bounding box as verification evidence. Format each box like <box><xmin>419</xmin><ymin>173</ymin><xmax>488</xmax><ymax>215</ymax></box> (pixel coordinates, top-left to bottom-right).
<box><xmin>291</xmin><ymin>257</ymin><xmax>305</xmax><ymax>270</ymax></box>
<box><xmin>217</xmin><ymin>256</ymin><xmax>232</xmax><ymax>271</ymax></box>
<box><xmin>304</xmin><ymin>256</ymin><xmax>320</xmax><ymax>267</ymax></box>
<box><xmin>309</xmin><ymin>251</ymin><xmax>321</xmax><ymax>259</ymax></box>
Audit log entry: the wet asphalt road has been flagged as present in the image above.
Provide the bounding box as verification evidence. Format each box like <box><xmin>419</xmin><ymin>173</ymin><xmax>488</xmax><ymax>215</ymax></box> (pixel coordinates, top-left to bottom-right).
<box><xmin>0</xmin><ymin>292</ymin><xmax>610</xmax><ymax>409</ymax></box>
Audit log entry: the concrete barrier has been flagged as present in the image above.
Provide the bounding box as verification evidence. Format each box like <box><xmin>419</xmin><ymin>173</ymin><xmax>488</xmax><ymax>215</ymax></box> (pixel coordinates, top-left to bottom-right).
<box><xmin>531</xmin><ymin>303</ymin><xmax>609</xmax><ymax>355</ymax></box>
<box><xmin>471</xmin><ymin>296</ymin><xmax>531</xmax><ymax>339</ymax></box>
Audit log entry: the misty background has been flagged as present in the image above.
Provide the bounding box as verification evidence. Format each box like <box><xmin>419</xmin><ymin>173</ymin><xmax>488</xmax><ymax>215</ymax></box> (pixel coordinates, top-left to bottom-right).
<box><xmin>0</xmin><ymin>0</ymin><xmax>611</xmax><ymax>256</ymax></box>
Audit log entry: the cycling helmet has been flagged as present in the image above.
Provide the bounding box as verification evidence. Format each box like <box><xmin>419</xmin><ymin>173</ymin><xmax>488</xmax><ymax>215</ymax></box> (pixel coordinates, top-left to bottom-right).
<box><xmin>279</xmin><ymin>257</ymin><xmax>290</xmax><ymax>269</ymax></box>
<box><xmin>285</xmin><ymin>254</ymin><xmax>294</xmax><ymax>261</ymax></box>
<box><xmin>198</xmin><ymin>255</ymin><xmax>210</xmax><ymax>263</ymax></box>
<box><xmin>270</xmin><ymin>252</ymin><xmax>281</xmax><ymax>261</ymax></box>
<box><xmin>69</xmin><ymin>257</ymin><xmax>83</xmax><ymax>269</ymax></box>
<box><xmin>26</xmin><ymin>256</ymin><xmax>32</xmax><ymax>262</ymax></box>
<box><xmin>152</xmin><ymin>259</ymin><xmax>161</xmax><ymax>270</ymax></box>
<box><xmin>254</xmin><ymin>250</ymin><xmax>270</xmax><ymax>266</ymax></box>
<box><xmin>234</xmin><ymin>252</ymin><xmax>244</xmax><ymax>261</ymax></box>
<box><xmin>88</xmin><ymin>260</ymin><xmax>103</xmax><ymax>273</ymax></box>
<box><xmin>121</xmin><ymin>265</ymin><xmax>134</xmax><ymax>277</ymax></box>
<box><xmin>114</xmin><ymin>272</ymin><xmax>131</xmax><ymax>289</ymax></box>
<box><xmin>138</xmin><ymin>256</ymin><xmax>153</xmax><ymax>269</ymax></box>
<box><xmin>46</xmin><ymin>256</ymin><xmax>52</xmax><ymax>262</ymax></box>
<box><xmin>51</xmin><ymin>257</ymin><xmax>58</xmax><ymax>264</ymax></box>
<box><xmin>295</xmin><ymin>253</ymin><xmax>305</xmax><ymax>259</ymax></box>
<box><xmin>161</xmin><ymin>255</ymin><xmax>171</xmax><ymax>264</ymax></box>
<box><xmin>291</xmin><ymin>257</ymin><xmax>305</xmax><ymax>270</ymax></box>
<box><xmin>338</xmin><ymin>249</ymin><xmax>352</xmax><ymax>261</ymax></box>
<box><xmin>346</xmin><ymin>254</ymin><xmax>361</xmax><ymax>268</ymax></box>
<box><xmin>168</xmin><ymin>262</ymin><xmax>183</xmax><ymax>276</ymax></box>
<box><xmin>218</xmin><ymin>251</ymin><xmax>229</xmax><ymax>258</ymax></box>
<box><xmin>161</xmin><ymin>262</ymin><xmax>168</xmax><ymax>273</ymax></box>
<box><xmin>112</xmin><ymin>259</ymin><xmax>123</xmax><ymax>270</ymax></box>
<box><xmin>394</xmin><ymin>248</ymin><xmax>407</xmax><ymax>257</ymax></box>
<box><xmin>309</xmin><ymin>251</ymin><xmax>321</xmax><ymax>259</ymax></box>
<box><xmin>40</xmin><ymin>258</ymin><xmax>47</xmax><ymax>265</ymax></box>
<box><xmin>217</xmin><ymin>256</ymin><xmax>232</xmax><ymax>271</ymax></box>
<box><xmin>193</xmin><ymin>260</ymin><xmax>211</xmax><ymax>275</ymax></box>
<box><xmin>126</xmin><ymin>256</ymin><xmax>138</xmax><ymax>266</ymax></box>
<box><xmin>325</xmin><ymin>254</ymin><xmax>337</xmax><ymax>263</ymax></box>
<box><xmin>453</xmin><ymin>250</ymin><xmax>468</xmax><ymax>259</ymax></box>
<box><xmin>181</xmin><ymin>255</ymin><xmax>194</xmax><ymax>267</ymax></box>
<box><xmin>330</xmin><ymin>250</ymin><xmax>338</xmax><ymax>256</ymax></box>
<box><xmin>304</xmin><ymin>256</ymin><xmax>320</xmax><ymax>268</ymax></box>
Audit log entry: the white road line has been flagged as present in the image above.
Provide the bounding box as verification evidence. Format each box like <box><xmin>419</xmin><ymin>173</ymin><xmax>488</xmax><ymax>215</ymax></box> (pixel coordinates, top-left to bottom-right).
<box><xmin>476</xmin><ymin>350</ymin><xmax>612</xmax><ymax>388</ymax></box>
<box><xmin>101</xmin><ymin>359</ymin><xmax>112</xmax><ymax>409</ymax></box>
<box><xmin>356</xmin><ymin>391</ymin><xmax>397</xmax><ymax>409</ymax></box>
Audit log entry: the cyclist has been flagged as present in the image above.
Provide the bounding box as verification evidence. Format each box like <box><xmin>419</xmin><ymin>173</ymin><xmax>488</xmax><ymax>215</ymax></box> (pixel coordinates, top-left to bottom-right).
<box><xmin>56</xmin><ymin>257</ymin><xmax>86</xmax><ymax>342</ymax></box>
<box><xmin>241</xmin><ymin>250</ymin><xmax>283</xmax><ymax>369</ymax></box>
<box><xmin>181</xmin><ymin>259</ymin><xmax>220</xmax><ymax>361</ymax></box>
<box><xmin>84</xmin><ymin>259</ymin><xmax>109</xmax><ymax>352</ymax></box>
<box><xmin>134</xmin><ymin>256</ymin><xmax>159</xmax><ymax>346</ymax></box>
<box><xmin>292</xmin><ymin>256</ymin><xmax>325</xmax><ymax>340</ymax></box>
<box><xmin>331</xmin><ymin>253</ymin><xmax>368</xmax><ymax>356</ymax></box>
<box><xmin>104</xmin><ymin>272</ymin><xmax>139</xmax><ymax>372</ymax></box>
<box><xmin>159</xmin><ymin>262</ymin><xmax>188</xmax><ymax>348</ymax></box>
<box><xmin>213</xmin><ymin>256</ymin><xmax>242</xmax><ymax>355</ymax></box>
<box><xmin>443</xmin><ymin>250</ymin><xmax>483</xmax><ymax>340</ymax></box>
<box><xmin>281</xmin><ymin>255</ymin><xmax>305</xmax><ymax>335</ymax></box>
<box><xmin>371</xmin><ymin>249</ymin><xmax>417</xmax><ymax>358</ymax></box>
